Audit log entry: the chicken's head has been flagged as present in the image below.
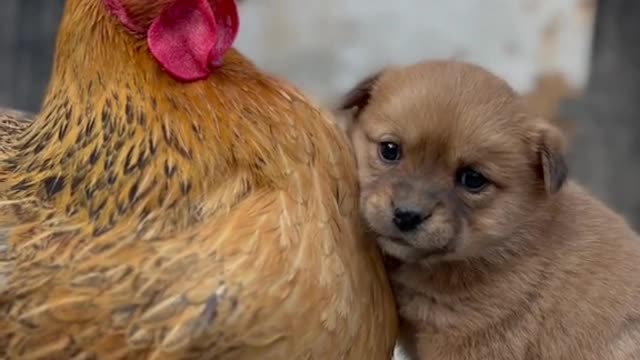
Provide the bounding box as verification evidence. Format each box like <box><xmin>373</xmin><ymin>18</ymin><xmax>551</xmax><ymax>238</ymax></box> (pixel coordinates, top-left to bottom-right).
<box><xmin>103</xmin><ymin>0</ymin><xmax>239</xmax><ymax>82</ymax></box>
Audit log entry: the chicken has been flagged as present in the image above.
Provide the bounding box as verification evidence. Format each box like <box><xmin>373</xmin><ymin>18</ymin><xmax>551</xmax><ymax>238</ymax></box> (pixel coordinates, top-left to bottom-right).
<box><xmin>0</xmin><ymin>107</ymin><xmax>33</xmax><ymax>153</ymax></box>
<box><xmin>0</xmin><ymin>0</ymin><xmax>398</xmax><ymax>359</ymax></box>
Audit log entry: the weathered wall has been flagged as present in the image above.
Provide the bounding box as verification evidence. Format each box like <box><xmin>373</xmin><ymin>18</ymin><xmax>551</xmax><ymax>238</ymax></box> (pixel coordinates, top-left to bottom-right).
<box><xmin>234</xmin><ymin>0</ymin><xmax>596</xmax><ymax>105</ymax></box>
<box><xmin>562</xmin><ymin>0</ymin><xmax>640</xmax><ymax>226</ymax></box>
<box><xmin>0</xmin><ymin>0</ymin><xmax>64</xmax><ymax>112</ymax></box>
<box><xmin>1</xmin><ymin>1</ymin><xmax>594</xmax><ymax>111</ymax></box>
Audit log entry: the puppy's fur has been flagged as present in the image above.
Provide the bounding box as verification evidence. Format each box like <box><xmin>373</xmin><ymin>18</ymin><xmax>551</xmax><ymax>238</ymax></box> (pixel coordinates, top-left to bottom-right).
<box><xmin>337</xmin><ymin>60</ymin><xmax>640</xmax><ymax>359</ymax></box>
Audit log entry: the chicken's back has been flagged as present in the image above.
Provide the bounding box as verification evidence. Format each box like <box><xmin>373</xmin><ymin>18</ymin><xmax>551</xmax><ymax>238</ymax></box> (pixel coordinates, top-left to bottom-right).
<box><xmin>203</xmin><ymin>65</ymin><xmax>399</xmax><ymax>359</ymax></box>
<box><xmin>0</xmin><ymin>0</ymin><xmax>397</xmax><ymax>357</ymax></box>
<box><xmin>0</xmin><ymin>107</ymin><xmax>32</xmax><ymax>288</ymax></box>
<box><xmin>194</xmin><ymin>84</ymin><xmax>398</xmax><ymax>359</ymax></box>
<box><xmin>0</xmin><ymin>51</ymin><xmax>397</xmax><ymax>360</ymax></box>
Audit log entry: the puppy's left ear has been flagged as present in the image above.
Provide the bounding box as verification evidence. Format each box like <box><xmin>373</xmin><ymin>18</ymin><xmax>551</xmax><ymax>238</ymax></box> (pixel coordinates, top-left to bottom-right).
<box><xmin>530</xmin><ymin>120</ymin><xmax>569</xmax><ymax>195</ymax></box>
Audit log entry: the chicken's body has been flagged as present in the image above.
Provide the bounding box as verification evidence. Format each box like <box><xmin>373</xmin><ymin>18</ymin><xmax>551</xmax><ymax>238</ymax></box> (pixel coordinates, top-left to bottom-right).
<box><xmin>0</xmin><ymin>1</ymin><xmax>397</xmax><ymax>358</ymax></box>
<box><xmin>0</xmin><ymin>108</ymin><xmax>33</xmax><ymax>153</ymax></box>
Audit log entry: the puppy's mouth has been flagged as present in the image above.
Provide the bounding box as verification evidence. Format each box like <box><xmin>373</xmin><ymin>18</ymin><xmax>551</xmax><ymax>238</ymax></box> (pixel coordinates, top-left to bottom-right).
<box><xmin>417</xmin><ymin>245</ymin><xmax>451</xmax><ymax>258</ymax></box>
<box><xmin>388</xmin><ymin>235</ymin><xmax>412</xmax><ymax>247</ymax></box>
<box><xmin>379</xmin><ymin>236</ymin><xmax>453</xmax><ymax>266</ymax></box>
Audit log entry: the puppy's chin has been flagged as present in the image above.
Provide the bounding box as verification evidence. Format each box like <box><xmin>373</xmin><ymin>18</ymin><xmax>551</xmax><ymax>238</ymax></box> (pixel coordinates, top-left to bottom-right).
<box><xmin>367</xmin><ymin>214</ymin><xmax>463</xmax><ymax>266</ymax></box>
<box><xmin>376</xmin><ymin>236</ymin><xmax>456</xmax><ymax>268</ymax></box>
<box><xmin>377</xmin><ymin>237</ymin><xmax>421</xmax><ymax>264</ymax></box>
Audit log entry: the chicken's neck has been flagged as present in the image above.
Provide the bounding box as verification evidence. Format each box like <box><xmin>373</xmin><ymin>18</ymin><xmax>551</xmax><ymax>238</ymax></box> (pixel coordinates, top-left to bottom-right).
<box><xmin>0</xmin><ymin>3</ymin><xmax>286</xmax><ymax>236</ymax></box>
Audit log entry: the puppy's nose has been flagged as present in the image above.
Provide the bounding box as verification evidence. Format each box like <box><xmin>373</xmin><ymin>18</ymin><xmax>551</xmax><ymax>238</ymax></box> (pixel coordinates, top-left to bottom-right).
<box><xmin>393</xmin><ymin>208</ymin><xmax>425</xmax><ymax>232</ymax></box>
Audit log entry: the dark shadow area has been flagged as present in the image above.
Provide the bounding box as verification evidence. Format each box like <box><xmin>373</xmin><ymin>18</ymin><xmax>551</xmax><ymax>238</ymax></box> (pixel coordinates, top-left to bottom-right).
<box><xmin>0</xmin><ymin>0</ymin><xmax>64</xmax><ymax>112</ymax></box>
<box><xmin>562</xmin><ymin>0</ymin><xmax>640</xmax><ymax>227</ymax></box>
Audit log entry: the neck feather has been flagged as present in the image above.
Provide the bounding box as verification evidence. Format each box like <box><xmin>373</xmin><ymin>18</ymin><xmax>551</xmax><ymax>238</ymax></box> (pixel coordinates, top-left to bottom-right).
<box><xmin>0</xmin><ymin>0</ymin><xmax>301</xmax><ymax>237</ymax></box>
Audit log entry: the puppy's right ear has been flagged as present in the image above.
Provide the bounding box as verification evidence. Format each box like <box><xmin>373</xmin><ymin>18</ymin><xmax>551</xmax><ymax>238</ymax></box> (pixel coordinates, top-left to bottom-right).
<box><xmin>334</xmin><ymin>71</ymin><xmax>383</xmax><ymax>133</ymax></box>
<box><xmin>530</xmin><ymin>120</ymin><xmax>569</xmax><ymax>195</ymax></box>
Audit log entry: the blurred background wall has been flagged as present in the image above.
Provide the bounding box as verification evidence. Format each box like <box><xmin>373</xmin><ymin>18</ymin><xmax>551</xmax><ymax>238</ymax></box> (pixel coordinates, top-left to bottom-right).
<box><xmin>0</xmin><ymin>0</ymin><xmax>64</xmax><ymax>112</ymax></box>
<box><xmin>1</xmin><ymin>0</ymin><xmax>639</xmax><ymax>228</ymax></box>
<box><xmin>235</xmin><ymin>0</ymin><xmax>595</xmax><ymax>107</ymax></box>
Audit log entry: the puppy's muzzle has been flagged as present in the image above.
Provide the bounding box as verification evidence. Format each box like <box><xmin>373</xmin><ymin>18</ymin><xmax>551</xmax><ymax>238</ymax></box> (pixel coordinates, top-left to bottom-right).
<box><xmin>390</xmin><ymin>178</ymin><xmax>443</xmax><ymax>233</ymax></box>
<box><xmin>393</xmin><ymin>208</ymin><xmax>428</xmax><ymax>232</ymax></box>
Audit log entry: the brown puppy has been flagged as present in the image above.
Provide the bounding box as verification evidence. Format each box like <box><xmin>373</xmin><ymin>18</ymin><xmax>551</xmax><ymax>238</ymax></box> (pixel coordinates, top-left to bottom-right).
<box><xmin>336</xmin><ymin>60</ymin><xmax>640</xmax><ymax>360</ymax></box>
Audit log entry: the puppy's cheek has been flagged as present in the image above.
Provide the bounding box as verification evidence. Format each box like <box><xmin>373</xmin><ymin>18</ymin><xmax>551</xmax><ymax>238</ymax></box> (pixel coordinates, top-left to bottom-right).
<box><xmin>357</xmin><ymin>165</ymin><xmax>376</xmax><ymax>184</ymax></box>
<box><xmin>421</xmin><ymin>210</ymin><xmax>458</xmax><ymax>250</ymax></box>
<box><xmin>456</xmin><ymin>225</ymin><xmax>487</xmax><ymax>257</ymax></box>
<box><xmin>450</xmin><ymin>221</ymin><xmax>470</xmax><ymax>254</ymax></box>
<box><xmin>426</xmin><ymin>208</ymin><xmax>466</xmax><ymax>251</ymax></box>
<box><xmin>470</xmin><ymin>209</ymin><xmax>502</xmax><ymax>239</ymax></box>
<box><xmin>360</xmin><ymin>185</ymin><xmax>394</xmax><ymax>233</ymax></box>
<box><xmin>467</xmin><ymin>192</ymin><xmax>526</xmax><ymax>244</ymax></box>
<box><xmin>452</xmin><ymin>194</ymin><xmax>505</xmax><ymax>255</ymax></box>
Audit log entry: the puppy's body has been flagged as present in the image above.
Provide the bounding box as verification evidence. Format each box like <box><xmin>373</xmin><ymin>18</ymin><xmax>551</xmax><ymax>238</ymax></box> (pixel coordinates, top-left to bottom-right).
<box><xmin>398</xmin><ymin>183</ymin><xmax>640</xmax><ymax>360</ymax></box>
<box><xmin>338</xmin><ymin>61</ymin><xmax>640</xmax><ymax>360</ymax></box>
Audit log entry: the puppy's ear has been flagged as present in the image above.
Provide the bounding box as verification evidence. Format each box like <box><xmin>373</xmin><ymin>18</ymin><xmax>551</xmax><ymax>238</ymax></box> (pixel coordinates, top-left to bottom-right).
<box><xmin>531</xmin><ymin>120</ymin><xmax>569</xmax><ymax>194</ymax></box>
<box><xmin>339</xmin><ymin>71</ymin><xmax>382</xmax><ymax>115</ymax></box>
<box><xmin>334</xmin><ymin>70</ymin><xmax>384</xmax><ymax>132</ymax></box>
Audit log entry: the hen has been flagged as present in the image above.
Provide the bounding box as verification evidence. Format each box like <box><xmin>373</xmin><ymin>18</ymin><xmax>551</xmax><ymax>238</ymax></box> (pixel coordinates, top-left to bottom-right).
<box><xmin>0</xmin><ymin>108</ymin><xmax>32</xmax><ymax>153</ymax></box>
<box><xmin>0</xmin><ymin>0</ymin><xmax>398</xmax><ymax>359</ymax></box>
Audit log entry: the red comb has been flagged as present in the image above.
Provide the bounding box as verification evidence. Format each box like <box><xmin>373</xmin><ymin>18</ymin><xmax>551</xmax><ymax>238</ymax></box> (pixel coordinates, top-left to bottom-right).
<box><xmin>147</xmin><ymin>0</ymin><xmax>239</xmax><ymax>82</ymax></box>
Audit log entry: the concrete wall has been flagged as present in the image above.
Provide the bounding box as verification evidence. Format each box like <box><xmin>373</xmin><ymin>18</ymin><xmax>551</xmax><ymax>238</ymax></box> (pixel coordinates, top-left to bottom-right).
<box><xmin>561</xmin><ymin>0</ymin><xmax>640</xmax><ymax>227</ymax></box>
<box><xmin>0</xmin><ymin>0</ymin><xmax>64</xmax><ymax>112</ymax></box>
<box><xmin>234</xmin><ymin>0</ymin><xmax>596</xmax><ymax>105</ymax></box>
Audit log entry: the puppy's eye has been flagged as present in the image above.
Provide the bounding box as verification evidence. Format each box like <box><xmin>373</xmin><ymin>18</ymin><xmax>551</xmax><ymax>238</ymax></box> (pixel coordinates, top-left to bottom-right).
<box><xmin>456</xmin><ymin>168</ymin><xmax>489</xmax><ymax>193</ymax></box>
<box><xmin>378</xmin><ymin>142</ymin><xmax>402</xmax><ymax>163</ymax></box>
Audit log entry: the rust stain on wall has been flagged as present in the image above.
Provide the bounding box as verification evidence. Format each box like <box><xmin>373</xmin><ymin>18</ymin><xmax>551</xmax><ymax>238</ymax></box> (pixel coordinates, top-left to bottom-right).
<box><xmin>522</xmin><ymin>72</ymin><xmax>579</xmax><ymax>139</ymax></box>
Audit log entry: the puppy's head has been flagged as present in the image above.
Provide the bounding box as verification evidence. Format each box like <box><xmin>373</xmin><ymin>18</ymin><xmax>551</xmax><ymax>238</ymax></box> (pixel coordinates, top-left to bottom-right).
<box><xmin>338</xmin><ymin>61</ymin><xmax>568</xmax><ymax>265</ymax></box>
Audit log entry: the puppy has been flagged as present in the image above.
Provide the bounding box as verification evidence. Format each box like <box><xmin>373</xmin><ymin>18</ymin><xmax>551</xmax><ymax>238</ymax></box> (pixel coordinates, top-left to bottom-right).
<box><xmin>336</xmin><ymin>60</ymin><xmax>640</xmax><ymax>360</ymax></box>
